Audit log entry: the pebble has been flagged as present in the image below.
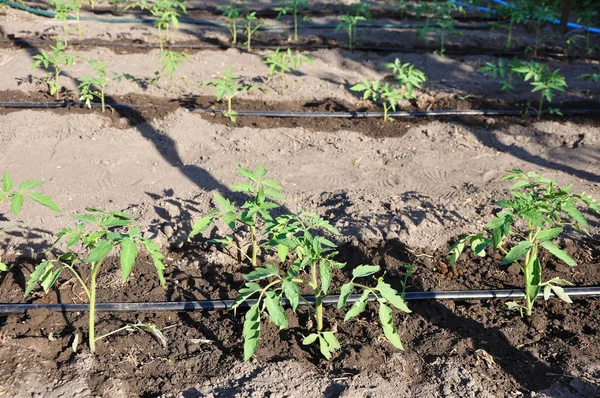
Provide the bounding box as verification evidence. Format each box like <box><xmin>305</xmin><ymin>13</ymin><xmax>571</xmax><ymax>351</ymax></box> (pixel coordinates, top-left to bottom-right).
<box><xmin>163</xmin><ymin>225</ymin><xmax>174</xmax><ymax>238</ymax></box>
<box><xmin>507</xmin><ymin>263</ymin><xmax>521</xmax><ymax>276</ymax></box>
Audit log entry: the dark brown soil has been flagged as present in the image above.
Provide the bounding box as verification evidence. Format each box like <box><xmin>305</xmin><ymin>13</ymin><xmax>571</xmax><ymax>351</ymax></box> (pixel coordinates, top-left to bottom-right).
<box><xmin>0</xmin><ymin>234</ymin><xmax>599</xmax><ymax>396</ymax></box>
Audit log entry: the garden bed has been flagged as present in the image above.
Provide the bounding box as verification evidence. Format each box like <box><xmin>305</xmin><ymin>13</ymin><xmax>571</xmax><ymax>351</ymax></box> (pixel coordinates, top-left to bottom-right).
<box><xmin>0</xmin><ymin>0</ymin><xmax>599</xmax><ymax>396</ymax></box>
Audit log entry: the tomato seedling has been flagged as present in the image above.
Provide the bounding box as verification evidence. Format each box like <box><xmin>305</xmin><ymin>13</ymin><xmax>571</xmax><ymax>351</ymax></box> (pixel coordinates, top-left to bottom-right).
<box><xmin>26</xmin><ymin>207</ymin><xmax>167</xmax><ymax>352</ymax></box>
<box><xmin>32</xmin><ymin>38</ymin><xmax>74</xmax><ymax>99</ymax></box>
<box><xmin>274</xmin><ymin>0</ymin><xmax>309</xmax><ymax>42</ymax></box>
<box><xmin>263</xmin><ymin>48</ymin><xmax>313</xmax><ymax>91</ymax></box>
<box><xmin>497</xmin><ymin>0</ymin><xmax>528</xmax><ymax>49</ymax></box>
<box><xmin>448</xmin><ymin>170</ymin><xmax>600</xmax><ymax>316</ymax></box>
<box><xmin>126</xmin><ymin>0</ymin><xmax>186</xmax><ymax>50</ymax></box>
<box><xmin>220</xmin><ymin>3</ymin><xmax>243</xmax><ymax>44</ymax></box>
<box><xmin>336</xmin><ymin>14</ymin><xmax>365</xmax><ymax>49</ymax></box>
<box><xmin>198</xmin><ymin>66</ymin><xmax>264</xmax><ymax>122</ymax></box>
<box><xmin>477</xmin><ymin>57</ymin><xmax>526</xmax><ymax>91</ymax></box>
<box><xmin>512</xmin><ymin>61</ymin><xmax>567</xmax><ymax>119</ymax></box>
<box><xmin>242</xmin><ymin>11</ymin><xmax>264</xmax><ymax>51</ymax></box>
<box><xmin>0</xmin><ymin>172</ymin><xmax>61</xmax><ymax>271</ymax></box>
<box><xmin>78</xmin><ymin>59</ymin><xmax>121</xmax><ymax>112</ymax></box>
<box><xmin>383</xmin><ymin>58</ymin><xmax>427</xmax><ymax>98</ymax></box>
<box><xmin>158</xmin><ymin>50</ymin><xmax>190</xmax><ymax>90</ymax></box>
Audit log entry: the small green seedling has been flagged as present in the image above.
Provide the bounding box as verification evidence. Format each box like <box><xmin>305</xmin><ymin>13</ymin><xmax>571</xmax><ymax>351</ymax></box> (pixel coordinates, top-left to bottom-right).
<box><xmin>126</xmin><ymin>0</ymin><xmax>186</xmax><ymax>51</ymax></box>
<box><xmin>336</xmin><ymin>14</ymin><xmax>365</xmax><ymax>49</ymax></box>
<box><xmin>198</xmin><ymin>66</ymin><xmax>264</xmax><ymax>122</ymax></box>
<box><xmin>158</xmin><ymin>50</ymin><xmax>190</xmax><ymax>90</ymax></box>
<box><xmin>498</xmin><ymin>0</ymin><xmax>528</xmax><ymax>49</ymax></box>
<box><xmin>32</xmin><ymin>38</ymin><xmax>74</xmax><ymax>99</ymax></box>
<box><xmin>49</xmin><ymin>0</ymin><xmax>77</xmax><ymax>42</ymax></box>
<box><xmin>275</xmin><ymin>0</ymin><xmax>309</xmax><ymax>42</ymax></box>
<box><xmin>383</xmin><ymin>58</ymin><xmax>427</xmax><ymax>98</ymax></box>
<box><xmin>0</xmin><ymin>172</ymin><xmax>61</xmax><ymax>271</ymax></box>
<box><xmin>448</xmin><ymin>169</ymin><xmax>600</xmax><ymax>317</ymax></box>
<box><xmin>78</xmin><ymin>59</ymin><xmax>120</xmax><ymax>112</ymax></box>
<box><xmin>263</xmin><ymin>48</ymin><xmax>313</xmax><ymax>90</ymax></box>
<box><xmin>190</xmin><ymin>165</ymin><xmax>411</xmax><ymax>360</ymax></box>
<box><xmin>26</xmin><ymin>207</ymin><xmax>167</xmax><ymax>352</ymax></box>
<box><xmin>528</xmin><ymin>4</ymin><xmax>558</xmax><ymax>57</ymax></box>
<box><xmin>414</xmin><ymin>2</ymin><xmax>436</xmax><ymax>45</ymax></box>
<box><xmin>242</xmin><ymin>12</ymin><xmax>265</xmax><ymax>51</ymax></box>
<box><xmin>351</xmin><ymin>0</ymin><xmax>372</xmax><ymax>21</ymax></box>
<box><xmin>431</xmin><ymin>2</ymin><xmax>464</xmax><ymax>56</ymax></box>
<box><xmin>512</xmin><ymin>61</ymin><xmax>567</xmax><ymax>119</ymax></box>
<box><xmin>578</xmin><ymin>73</ymin><xmax>600</xmax><ymax>83</ymax></box>
<box><xmin>220</xmin><ymin>3</ymin><xmax>243</xmax><ymax>44</ymax></box>
<box><xmin>351</xmin><ymin>79</ymin><xmax>405</xmax><ymax>121</ymax></box>
<box><xmin>577</xmin><ymin>4</ymin><xmax>597</xmax><ymax>53</ymax></box>
<box><xmin>477</xmin><ymin>57</ymin><xmax>525</xmax><ymax>91</ymax></box>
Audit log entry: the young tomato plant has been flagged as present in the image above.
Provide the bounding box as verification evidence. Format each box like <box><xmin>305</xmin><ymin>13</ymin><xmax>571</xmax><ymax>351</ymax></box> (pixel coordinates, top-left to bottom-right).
<box><xmin>78</xmin><ymin>59</ymin><xmax>120</xmax><ymax>112</ymax></box>
<box><xmin>220</xmin><ymin>3</ymin><xmax>243</xmax><ymax>44</ymax></box>
<box><xmin>414</xmin><ymin>2</ymin><xmax>435</xmax><ymax>45</ymax></box>
<box><xmin>351</xmin><ymin>77</ymin><xmax>412</xmax><ymax>121</ymax></box>
<box><xmin>190</xmin><ymin>165</ymin><xmax>284</xmax><ymax>267</ymax></box>
<box><xmin>528</xmin><ymin>4</ymin><xmax>558</xmax><ymax>57</ymax></box>
<box><xmin>274</xmin><ymin>0</ymin><xmax>309</xmax><ymax>42</ymax></box>
<box><xmin>242</xmin><ymin>12</ymin><xmax>264</xmax><ymax>51</ymax></box>
<box><xmin>49</xmin><ymin>0</ymin><xmax>77</xmax><ymax>42</ymax></box>
<box><xmin>477</xmin><ymin>57</ymin><xmax>525</xmax><ymax>91</ymax></box>
<box><xmin>512</xmin><ymin>61</ymin><xmax>567</xmax><ymax>119</ymax></box>
<box><xmin>0</xmin><ymin>172</ymin><xmax>61</xmax><ymax>271</ymax></box>
<box><xmin>497</xmin><ymin>0</ymin><xmax>528</xmax><ymax>49</ymax></box>
<box><xmin>190</xmin><ymin>165</ymin><xmax>411</xmax><ymax>360</ymax></box>
<box><xmin>32</xmin><ymin>38</ymin><xmax>74</xmax><ymax>99</ymax></box>
<box><xmin>336</xmin><ymin>14</ymin><xmax>365</xmax><ymax>49</ymax></box>
<box><xmin>448</xmin><ymin>169</ymin><xmax>600</xmax><ymax>317</ymax></box>
<box><xmin>26</xmin><ymin>207</ymin><xmax>167</xmax><ymax>352</ymax></box>
<box><xmin>578</xmin><ymin>73</ymin><xmax>600</xmax><ymax>83</ymax></box>
<box><xmin>198</xmin><ymin>66</ymin><xmax>264</xmax><ymax>122</ymax></box>
<box><xmin>263</xmin><ymin>48</ymin><xmax>313</xmax><ymax>90</ymax></box>
<box><xmin>126</xmin><ymin>0</ymin><xmax>186</xmax><ymax>50</ymax></box>
<box><xmin>158</xmin><ymin>50</ymin><xmax>190</xmax><ymax>90</ymax></box>
<box><xmin>383</xmin><ymin>58</ymin><xmax>427</xmax><ymax>99</ymax></box>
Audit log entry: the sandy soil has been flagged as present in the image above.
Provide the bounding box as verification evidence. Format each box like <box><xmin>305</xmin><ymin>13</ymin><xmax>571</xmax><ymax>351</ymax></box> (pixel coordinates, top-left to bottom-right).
<box><xmin>0</xmin><ymin>1</ymin><xmax>599</xmax><ymax>397</ymax></box>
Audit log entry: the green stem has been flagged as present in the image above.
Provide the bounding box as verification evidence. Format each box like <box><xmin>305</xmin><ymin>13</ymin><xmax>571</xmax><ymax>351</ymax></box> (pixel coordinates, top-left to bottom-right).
<box><xmin>158</xmin><ymin>25</ymin><xmax>163</xmax><ymax>51</ymax></box>
<box><xmin>507</xmin><ymin>18</ymin><xmax>513</xmax><ymax>48</ymax></box>
<box><xmin>95</xmin><ymin>324</ymin><xmax>133</xmax><ymax>342</ymax></box>
<box><xmin>232</xmin><ymin>20</ymin><xmax>237</xmax><ymax>44</ymax></box>
<box><xmin>100</xmin><ymin>86</ymin><xmax>105</xmax><ymax>112</ymax></box>
<box><xmin>294</xmin><ymin>10</ymin><xmax>298</xmax><ymax>42</ymax></box>
<box><xmin>227</xmin><ymin>96</ymin><xmax>232</xmax><ymax>118</ymax></box>
<box><xmin>54</xmin><ymin>69</ymin><xmax>60</xmax><ymax>100</ymax></box>
<box><xmin>63</xmin><ymin>265</ymin><xmax>91</xmax><ymax>299</ymax></box>
<box><xmin>310</xmin><ymin>262</ymin><xmax>323</xmax><ymax>331</ymax></box>
<box><xmin>251</xmin><ymin>224</ymin><xmax>258</xmax><ymax>267</ymax></box>
<box><xmin>76</xmin><ymin>9</ymin><xmax>82</xmax><ymax>38</ymax></box>
<box><xmin>89</xmin><ymin>259</ymin><xmax>103</xmax><ymax>353</ymax></box>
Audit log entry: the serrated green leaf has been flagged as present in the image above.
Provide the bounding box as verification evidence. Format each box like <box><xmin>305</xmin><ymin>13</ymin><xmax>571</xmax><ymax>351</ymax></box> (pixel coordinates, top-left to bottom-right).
<box><xmin>0</xmin><ymin>261</ymin><xmax>7</xmax><ymax>272</ymax></box>
<box><xmin>344</xmin><ymin>290</ymin><xmax>369</xmax><ymax>321</ymax></box>
<box><xmin>550</xmin><ymin>285</ymin><xmax>572</xmax><ymax>303</ymax></box>
<box><xmin>18</xmin><ymin>180</ymin><xmax>43</xmax><ymax>191</ymax></box>
<box><xmin>540</xmin><ymin>241</ymin><xmax>575</xmax><ymax>266</ymax></box>
<box><xmin>561</xmin><ymin>199</ymin><xmax>587</xmax><ymax>228</ymax></box>
<box><xmin>352</xmin><ymin>265</ymin><xmax>380</xmax><ymax>278</ymax></box>
<box><xmin>376</xmin><ymin>281</ymin><xmax>411</xmax><ymax>313</ymax></box>
<box><xmin>2</xmin><ymin>172</ymin><xmax>12</xmax><ymax>193</ymax></box>
<box><xmin>245</xmin><ymin>264</ymin><xmax>279</xmax><ymax>281</ymax></box>
<box><xmin>338</xmin><ymin>283</ymin><xmax>354</xmax><ymax>309</ymax></box>
<box><xmin>261</xmin><ymin>179</ymin><xmax>282</xmax><ymax>191</ymax></box>
<box><xmin>41</xmin><ymin>268</ymin><xmax>62</xmax><ymax>293</ymax></box>
<box><xmin>526</xmin><ymin>256</ymin><xmax>541</xmax><ymax>302</ymax></box>
<box><xmin>282</xmin><ymin>279</ymin><xmax>299</xmax><ymax>311</ymax></box>
<box><xmin>447</xmin><ymin>236</ymin><xmax>467</xmax><ymax>265</ymax></box>
<box><xmin>537</xmin><ymin>227</ymin><xmax>563</xmax><ymax>242</ymax></box>
<box><xmin>264</xmin><ymin>291</ymin><xmax>288</xmax><ymax>329</ymax></box>
<box><xmin>379</xmin><ymin>303</ymin><xmax>404</xmax><ymax>350</ymax></box>
<box><xmin>243</xmin><ymin>304</ymin><xmax>261</xmax><ymax>361</ymax></box>
<box><xmin>501</xmin><ymin>241</ymin><xmax>532</xmax><ymax>265</ymax></box>
<box><xmin>320</xmin><ymin>260</ymin><xmax>332</xmax><ymax>294</ymax></box>
<box><xmin>214</xmin><ymin>193</ymin><xmax>235</xmax><ymax>213</ymax></box>
<box><xmin>11</xmin><ymin>193</ymin><xmax>24</xmax><ymax>216</ymax></box>
<box><xmin>86</xmin><ymin>240</ymin><xmax>114</xmax><ymax>263</ymax></box>
<box><xmin>120</xmin><ymin>238</ymin><xmax>137</xmax><ymax>281</ymax></box>
<box><xmin>25</xmin><ymin>260</ymin><xmax>53</xmax><ymax>296</ymax></box>
<box><xmin>189</xmin><ymin>215</ymin><xmax>214</xmax><ymax>238</ymax></box>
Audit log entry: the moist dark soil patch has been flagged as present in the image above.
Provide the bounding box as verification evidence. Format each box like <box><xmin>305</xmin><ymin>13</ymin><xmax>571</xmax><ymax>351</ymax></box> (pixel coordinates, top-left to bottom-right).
<box><xmin>2</xmin><ymin>89</ymin><xmax>600</xmax><ymax>139</ymax></box>
<box><xmin>0</xmin><ymin>235</ymin><xmax>598</xmax><ymax>396</ymax></box>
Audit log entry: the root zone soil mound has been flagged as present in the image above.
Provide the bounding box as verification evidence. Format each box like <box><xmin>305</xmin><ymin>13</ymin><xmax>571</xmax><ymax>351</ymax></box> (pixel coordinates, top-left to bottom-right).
<box><xmin>0</xmin><ymin>236</ymin><xmax>598</xmax><ymax>397</ymax></box>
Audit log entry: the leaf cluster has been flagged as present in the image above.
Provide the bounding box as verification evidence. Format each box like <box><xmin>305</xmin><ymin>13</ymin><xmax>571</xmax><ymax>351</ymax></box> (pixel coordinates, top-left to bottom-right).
<box><xmin>263</xmin><ymin>48</ymin><xmax>313</xmax><ymax>88</ymax></box>
<box><xmin>31</xmin><ymin>39</ymin><xmax>74</xmax><ymax>97</ymax></box>
<box><xmin>383</xmin><ymin>58</ymin><xmax>427</xmax><ymax>99</ymax></box>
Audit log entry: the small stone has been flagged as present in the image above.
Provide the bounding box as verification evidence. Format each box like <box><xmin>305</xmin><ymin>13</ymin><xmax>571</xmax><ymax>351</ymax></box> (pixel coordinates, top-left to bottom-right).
<box><xmin>163</xmin><ymin>225</ymin><xmax>174</xmax><ymax>238</ymax></box>
<box><xmin>486</xmin><ymin>118</ymin><xmax>496</xmax><ymax>125</ymax></box>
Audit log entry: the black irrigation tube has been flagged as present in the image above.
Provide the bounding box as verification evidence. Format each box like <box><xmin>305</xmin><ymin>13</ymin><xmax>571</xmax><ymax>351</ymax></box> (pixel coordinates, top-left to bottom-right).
<box><xmin>195</xmin><ymin>108</ymin><xmax>599</xmax><ymax>118</ymax></box>
<box><xmin>1</xmin><ymin>287</ymin><xmax>599</xmax><ymax>314</ymax></box>
<box><xmin>0</xmin><ymin>101</ymin><xmax>138</xmax><ymax>109</ymax></box>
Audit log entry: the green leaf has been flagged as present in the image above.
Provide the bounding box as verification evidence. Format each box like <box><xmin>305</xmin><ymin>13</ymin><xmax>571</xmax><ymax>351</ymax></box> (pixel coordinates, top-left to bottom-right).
<box><xmin>319</xmin><ymin>331</ymin><xmax>340</xmax><ymax>359</ymax></box>
<box><xmin>447</xmin><ymin>236</ymin><xmax>467</xmax><ymax>265</ymax></box>
<box><xmin>255</xmin><ymin>165</ymin><xmax>267</xmax><ymax>179</ymax></box>
<box><xmin>245</xmin><ymin>264</ymin><xmax>279</xmax><ymax>281</ymax></box>
<box><xmin>230</xmin><ymin>183</ymin><xmax>255</xmax><ymax>193</ymax></box>
<box><xmin>0</xmin><ymin>261</ymin><xmax>7</xmax><ymax>272</ymax></box>
<box><xmin>337</xmin><ymin>283</ymin><xmax>354</xmax><ymax>309</ymax></box>
<box><xmin>282</xmin><ymin>279</ymin><xmax>299</xmax><ymax>311</ymax></box>
<box><xmin>379</xmin><ymin>303</ymin><xmax>404</xmax><ymax>350</ymax></box>
<box><xmin>320</xmin><ymin>260</ymin><xmax>332</xmax><ymax>294</ymax></box>
<box><xmin>344</xmin><ymin>290</ymin><xmax>369</xmax><ymax>321</ymax></box>
<box><xmin>18</xmin><ymin>180</ymin><xmax>43</xmax><ymax>191</ymax></box>
<box><xmin>237</xmin><ymin>167</ymin><xmax>257</xmax><ymax>182</ymax></box>
<box><xmin>243</xmin><ymin>304</ymin><xmax>261</xmax><ymax>361</ymax></box>
<box><xmin>120</xmin><ymin>238</ymin><xmax>138</xmax><ymax>281</ymax></box>
<box><xmin>2</xmin><ymin>172</ymin><xmax>13</xmax><ymax>192</ymax></box>
<box><xmin>376</xmin><ymin>281</ymin><xmax>411</xmax><ymax>313</ymax></box>
<box><xmin>526</xmin><ymin>256</ymin><xmax>541</xmax><ymax>302</ymax></box>
<box><xmin>233</xmin><ymin>282</ymin><xmax>262</xmax><ymax>309</ymax></box>
<box><xmin>561</xmin><ymin>199</ymin><xmax>587</xmax><ymax>228</ymax></box>
<box><xmin>11</xmin><ymin>193</ymin><xmax>24</xmax><ymax>216</ymax></box>
<box><xmin>352</xmin><ymin>265</ymin><xmax>380</xmax><ymax>278</ymax></box>
<box><xmin>86</xmin><ymin>240</ymin><xmax>114</xmax><ymax>263</ymax></box>
<box><xmin>537</xmin><ymin>227</ymin><xmax>563</xmax><ymax>242</ymax></box>
<box><xmin>302</xmin><ymin>333</ymin><xmax>318</xmax><ymax>345</ymax></box>
<box><xmin>550</xmin><ymin>285</ymin><xmax>572</xmax><ymax>303</ymax></box>
<box><xmin>261</xmin><ymin>179</ymin><xmax>282</xmax><ymax>191</ymax></box>
<box><xmin>264</xmin><ymin>291</ymin><xmax>288</xmax><ymax>329</ymax></box>
<box><xmin>540</xmin><ymin>241</ymin><xmax>575</xmax><ymax>266</ymax></box>
<box><xmin>501</xmin><ymin>241</ymin><xmax>532</xmax><ymax>265</ymax></box>
<box><xmin>41</xmin><ymin>268</ymin><xmax>62</xmax><ymax>293</ymax></box>
<box><xmin>142</xmin><ymin>240</ymin><xmax>166</xmax><ymax>289</ymax></box>
<box><xmin>189</xmin><ymin>215</ymin><xmax>214</xmax><ymax>238</ymax></box>
<box><xmin>276</xmin><ymin>244</ymin><xmax>289</xmax><ymax>263</ymax></box>
<box><xmin>214</xmin><ymin>193</ymin><xmax>235</xmax><ymax>213</ymax></box>
<box><xmin>25</xmin><ymin>260</ymin><xmax>53</xmax><ymax>296</ymax></box>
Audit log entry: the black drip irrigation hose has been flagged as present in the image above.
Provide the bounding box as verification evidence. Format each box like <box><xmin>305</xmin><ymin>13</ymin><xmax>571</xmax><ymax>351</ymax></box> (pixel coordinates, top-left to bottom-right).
<box><xmin>1</xmin><ymin>287</ymin><xmax>599</xmax><ymax>314</ymax></box>
<box><xmin>195</xmin><ymin>108</ymin><xmax>599</xmax><ymax>118</ymax></box>
<box><xmin>0</xmin><ymin>101</ymin><xmax>138</xmax><ymax>109</ymax></box>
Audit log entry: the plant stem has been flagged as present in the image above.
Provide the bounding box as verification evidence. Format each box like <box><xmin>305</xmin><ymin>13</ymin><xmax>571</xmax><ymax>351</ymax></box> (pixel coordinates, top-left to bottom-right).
<box><xmin>88</xmin><ymin>259</ymin><xmax>103</xmax><ymax>353</ymax></box>
<box><xmin>507</xmin><ymin>18</ymin><xmax>513</xmax><ymax>48</ymax></box>
<box><xmin>54</xmin><ymin>69</ymin><xmax>60</xmax><ymax>100</ymax></box>
<box><xmin>227</xmin><ymin>96</ymin><xmax>232</xmax><ymax>118</ymax></box>
<box><xmin>310</xmin><ymin>262</ymin><xmax>323</xmax><ymax>331</ymax></box>
<box><xmin>538</xmin><ymin>93</ymin><xmax>544</xmax><ymax>120</ymax></box>
<box><xmin>100</xmin><ymin>86</ymin><xmax>105</xmax><ymax>112</ymax></box>
<box><xmin>233</xmin><ymin>20</ymin><xmax>237</xmax><ymax>44</ymax></box>
<box><xmin>251</xmin><ymin>225</ymin><xmax>258</xmax><ymax>267</ymax></box>
<box><xmin>158</xmin><ymin>25</ymin><xmax>163</xmax><ymax>51</ymax></box>
<box><xmin>76</xmin><ymin>9</ymin><xmax>82</xmax><ymax>38</ymax></box>
<box><xmin>294</xmin><ymin>10</ymin><xmax>298</xmax><ymax>42</ymax></box>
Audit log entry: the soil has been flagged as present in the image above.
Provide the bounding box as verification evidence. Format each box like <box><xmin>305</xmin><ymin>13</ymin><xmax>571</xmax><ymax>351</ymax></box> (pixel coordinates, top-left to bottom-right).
<box><xmin>0</xmin><ymin>1</ymin><xmax>600</xmax><ymax>397</ymax></box>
